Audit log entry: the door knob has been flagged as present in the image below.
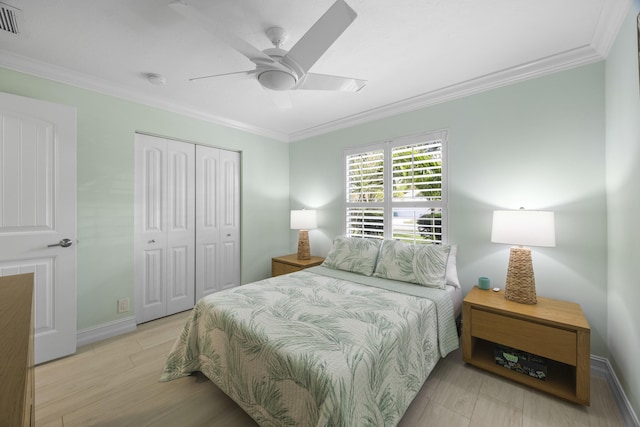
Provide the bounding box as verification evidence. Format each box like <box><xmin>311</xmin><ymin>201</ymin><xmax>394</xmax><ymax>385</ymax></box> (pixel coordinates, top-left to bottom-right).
<box><xmin>48</xmin><ymin>238</ymin><xmax>73</xmax><ymax>248</ymax></box>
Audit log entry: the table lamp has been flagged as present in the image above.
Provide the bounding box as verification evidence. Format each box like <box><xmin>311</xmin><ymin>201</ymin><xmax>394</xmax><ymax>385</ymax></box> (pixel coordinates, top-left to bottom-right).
<box><xmin>491</xmin><ymin>209</ymin><xmax>555</xmax><ymax>304</ymax></box>
<box><xmin>290</xmin><ymin>209</ymin><xmax>317</xmax><ymax>260</ymax></box>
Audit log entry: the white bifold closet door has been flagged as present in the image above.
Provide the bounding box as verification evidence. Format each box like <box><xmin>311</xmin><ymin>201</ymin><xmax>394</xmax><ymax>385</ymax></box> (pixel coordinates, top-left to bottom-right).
<box><xmin>195</xmin><ymin>145</ymin><xmax>240</xmax><ymax>298</ymax></box>
<box><xmin>135</xmin><ymin>134</ymin><xmax>196</xmax><ymax>324</ymax></box>
<box><xmin>134</xmin><ymin>134</ymin><xmax>240</xmax><ymax>324</ymax></box>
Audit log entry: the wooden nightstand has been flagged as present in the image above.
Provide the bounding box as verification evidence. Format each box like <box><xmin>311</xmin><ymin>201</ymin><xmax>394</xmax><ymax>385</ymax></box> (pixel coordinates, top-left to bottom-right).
<box><xmin>462</xmin><ymin>286</ymin><xmax>590</xmax><ymax>405</ymax></box>
<box><xmin>271</xmin><ymin>254</ymin><xmax>325</xmax><ymax>277</ymax></box>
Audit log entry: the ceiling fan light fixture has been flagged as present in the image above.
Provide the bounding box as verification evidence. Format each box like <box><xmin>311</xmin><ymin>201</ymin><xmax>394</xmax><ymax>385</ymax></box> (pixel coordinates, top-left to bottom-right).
<box><xmin>258</xmin><ymin>69</ymin><xmax>297</xmax><ymax>91</ymax></box>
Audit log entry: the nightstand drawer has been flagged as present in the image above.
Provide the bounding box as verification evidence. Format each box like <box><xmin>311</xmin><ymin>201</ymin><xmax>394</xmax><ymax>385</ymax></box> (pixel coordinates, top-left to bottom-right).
<box><xmin>272</xmin><ymin>262</ymin><xmax>301</xmax><ymax>276</ymax></box>
<box><xmin>471</xmin><ymin>309</ymin><xmax>577</xmax><ymax>365</ymax></box>
<box><xmin>271</xmin><ymin>254</ymin><xmax>325</xmax><ymax>277</ymax></box>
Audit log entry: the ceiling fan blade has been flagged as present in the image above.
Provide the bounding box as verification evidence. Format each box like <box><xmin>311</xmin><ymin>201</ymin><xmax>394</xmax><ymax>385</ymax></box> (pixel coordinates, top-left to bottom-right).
<box><xmin>297</xmin><ymin>73</ymin><xmax>366</xmax><ymax>92</ymax></box>
<box><xmin>168</xmin><ymin>1</ymin><xmax>284</xmax><ymax>70</ymax></box>
<box><xmin>188</xmin><ymin>70</ymin><xmax>256</xmax><ymax>82</ymax></box>
<box><xmin>269</xmin><ymin>92</ymin><xmax>293</xmax><ymax>110</ymax></box>
<box><xmin>283</xmin><ymin>0</ymin><xmax>357</xmax><ymax>74</ymax></box>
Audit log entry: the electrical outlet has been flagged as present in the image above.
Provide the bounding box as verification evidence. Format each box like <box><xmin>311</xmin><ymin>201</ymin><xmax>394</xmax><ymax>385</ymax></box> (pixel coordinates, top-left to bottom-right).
<box><xmin>117</xmin><ymin>298</ymin><xmax>130</xmax><ymax>313</ymax></box>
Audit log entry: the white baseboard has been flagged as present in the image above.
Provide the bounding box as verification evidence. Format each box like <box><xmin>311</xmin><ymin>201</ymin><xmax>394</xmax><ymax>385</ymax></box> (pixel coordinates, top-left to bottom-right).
<box><xmin>591</xmin><ymin>355</ymin><xmax>639</xmax><ymax>427</ymax></box>
<box><xmin>76</xmin><ymin>316</ymin><xmax>137</xmax><ymax>348</ymax></box>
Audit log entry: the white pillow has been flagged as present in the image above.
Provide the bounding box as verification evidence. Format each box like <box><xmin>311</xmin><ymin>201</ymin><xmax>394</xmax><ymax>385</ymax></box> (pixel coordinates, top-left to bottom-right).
<box><xmin>446</xmin><ymin>245</ymin><xmax>461</xmax><ymax>288</ymax></box>
<box><xmin>373</xmin><ymin>240</ymin><xmax>450</xmax><ymax>289</ymax></box>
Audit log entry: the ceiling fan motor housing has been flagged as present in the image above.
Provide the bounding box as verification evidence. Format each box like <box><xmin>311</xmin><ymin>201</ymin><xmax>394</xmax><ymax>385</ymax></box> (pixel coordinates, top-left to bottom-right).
<box><xmin>256</xmin><ymin>47</ymin><xmax>304</xmax><ymax>91</ymax></box>
<box><xmin>257</xmin><ymin>69</ymin><xmax>297</xmax><ymax>91</ymax></box>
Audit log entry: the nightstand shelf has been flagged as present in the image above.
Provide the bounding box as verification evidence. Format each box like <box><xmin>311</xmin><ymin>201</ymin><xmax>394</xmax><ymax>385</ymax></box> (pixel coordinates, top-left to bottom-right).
<box><xmin>462</xmin><ymin>286</ymin><xmax>590</xmax><ymax>405</ymax></box>
<box><xmin>469</xmin><ymin>338</ymin><xmax>577</xmax><ymax>399</ymax></box>
<box><xmin>271</xmin><ymin>254</ymin><xmax>325</xmax><ymax>277</ymax></box>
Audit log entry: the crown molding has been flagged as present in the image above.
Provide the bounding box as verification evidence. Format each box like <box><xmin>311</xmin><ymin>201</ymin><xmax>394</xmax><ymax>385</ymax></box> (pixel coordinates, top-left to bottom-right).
<box><xmin>1</xmin><ymin>45</ymin><xmax>604</xmax><ymax>145</ymax></box>
<box><xmin>0</xmin><ymin>0</ymin><xmax>629</xmax><ymax>145</ymax></box>
<box><xmin>591</xmin><ymin>0</ymin><xmax>632</xmax><ymax>57</ymax></box>
<box><xmin>288</xmin><ymin>0</ymin><xmax>631</xmax><ymax>142</ymax></box>
<box><xmin>288</xmin><ymin>45</ymin><xmax>604</xmax><ymax>142</ymax></box>
<box><xmin>0</xmin><ymin>50</ymin><xmax>290</xmax><ymax>142</ymax></box>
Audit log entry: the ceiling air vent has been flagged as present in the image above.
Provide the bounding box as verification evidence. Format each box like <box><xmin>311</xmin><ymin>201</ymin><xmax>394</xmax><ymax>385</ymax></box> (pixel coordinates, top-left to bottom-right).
<box><xmin>0</xmin><ymin>2</ymin><xmax>21</xmax><ymax>35</ymax></box>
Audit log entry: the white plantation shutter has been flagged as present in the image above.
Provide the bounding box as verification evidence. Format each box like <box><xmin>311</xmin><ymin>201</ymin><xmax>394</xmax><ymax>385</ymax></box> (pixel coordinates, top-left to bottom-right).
<box><xmin>345</xmin><ymin>131</ymin><xmax>447</xmax><ymax>244</ymax></box>
<box><xmin>346</xmin><ymin>149</ymin><xmax>384</xmax><ymax>203</ymax></box>
<box><xmin>391</xmin><ymin>207</ymin><xmax>443</xmax><ymax>244</ymax></box>
<box><xmin>346</xmin><ymin>207</ymin><xmax>384</xmax><ymax>239</ymax></box>
<box><xmin>391</xmin><ymin>140</ymin><xmax>442</xmax><ymax>202</ymax></box>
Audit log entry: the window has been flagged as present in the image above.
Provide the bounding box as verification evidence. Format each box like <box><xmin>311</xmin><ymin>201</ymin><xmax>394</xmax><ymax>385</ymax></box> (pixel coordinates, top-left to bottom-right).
<box><xmin>345</xmin><ymin>130</ymin><xmax>447</xmax><ymax>244</ymax></box>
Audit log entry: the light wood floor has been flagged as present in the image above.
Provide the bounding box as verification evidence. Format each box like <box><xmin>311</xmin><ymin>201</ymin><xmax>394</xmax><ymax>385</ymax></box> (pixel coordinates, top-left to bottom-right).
<box><xmin>35</xmin><ymin>310</ymin><xmax>627</xmax><ymax>427</ymax></box>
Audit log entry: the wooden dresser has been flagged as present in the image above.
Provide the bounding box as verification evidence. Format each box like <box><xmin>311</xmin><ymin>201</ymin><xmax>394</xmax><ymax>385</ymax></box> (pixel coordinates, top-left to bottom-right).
<box><xmin>0</xmin><ymin>273</ymin><xmax>35</xmax><ymax>426</ymax></box>
<box><xmin>271</xmin><ymin>254</ymin><xmax>325</xmax><ymax>277</ymax></box>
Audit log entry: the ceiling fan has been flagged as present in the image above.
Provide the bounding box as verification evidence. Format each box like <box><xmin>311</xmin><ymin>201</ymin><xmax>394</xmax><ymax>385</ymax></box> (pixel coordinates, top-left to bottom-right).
<box><xmin>169</xmin><ymin>0</ymin><xmax>366</xmax><ymax>92</ymax></box>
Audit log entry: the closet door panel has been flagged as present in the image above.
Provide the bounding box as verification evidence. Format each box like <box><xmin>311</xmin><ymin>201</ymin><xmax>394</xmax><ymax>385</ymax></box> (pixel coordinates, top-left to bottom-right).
<box><xmin>141</xmin><ymin>248</ymin><xmax>165</xmax><ymax>322</ymax></box>
<box><xmin>219</xmin><ymin>241</ymin><xmax>239</xmax><ymax>291</ymax></box>
<box><xmin>166</xmin><ymin>141</ymin><xmax>195</xmax><ymax>315</ymax></box>
<box><xmin>200</xmin><ymin>243</ymin><xmax>218</xmax><ymax>295</ymax></box>
<box><xmin>135</xmin><ymin>135</ymin><xmax>195</xmax><ymax>323</ymax></box>
<box><xmin>135</xmin><ymin>136</ymin><xmax>168</xmax><ymax>323</ymax></box>
<box><xmin>219</xmin><ymin>150</ymin><xmax>240</xmax><ymax>290</ymax></box>
<box><xmin>195</xmin><ymin>145</ymin><xmax>220</xmax><ymax>298</ymax></box>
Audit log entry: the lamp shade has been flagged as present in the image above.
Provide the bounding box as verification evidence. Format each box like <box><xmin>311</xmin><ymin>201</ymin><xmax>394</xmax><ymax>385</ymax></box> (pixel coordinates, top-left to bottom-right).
<box><xmin>290</xmin><ymin>210</ymin><xmax>317</xmax><ymax>230</ymax></box>
<box><xmin>491</xmin><ymin>210</ymin><xmax>555</xmax><ymax>247</ymax></box>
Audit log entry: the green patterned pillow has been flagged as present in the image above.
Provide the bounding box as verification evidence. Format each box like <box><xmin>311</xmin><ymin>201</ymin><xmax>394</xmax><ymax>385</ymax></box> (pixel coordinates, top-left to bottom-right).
<box><xmin>373</xmin><ymin>240</ymin><xmax>451</xmax><ymax>289</ymax></box>
<box><xmin>321</xmin><ymin>236</ymin><xmax>381</xmax><ymax>276</ymax></box>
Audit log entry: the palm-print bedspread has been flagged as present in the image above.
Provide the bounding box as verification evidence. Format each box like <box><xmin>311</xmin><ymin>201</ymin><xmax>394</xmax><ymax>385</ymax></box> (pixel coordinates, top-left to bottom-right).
<box><xmin>160</xmin><ymin>267</ymin><xmax>459</xmax><ymax>427</ymax></box>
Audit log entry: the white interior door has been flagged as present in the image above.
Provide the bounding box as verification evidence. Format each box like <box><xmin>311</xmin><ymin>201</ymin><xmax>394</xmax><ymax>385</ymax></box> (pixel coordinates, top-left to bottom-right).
<box><xmin>0</xmin><ymin>92</ymin><xmax>77</xmax><ymax>364</ymax></box>
<box><xmin>134</xmin><ymin>134</ymin><xmax>195</xmax><ymax>324</ymax></box>
<box><xmin>195</xmin><ymin>145</ymin><xmax>240</xmax><ymax>298</ymax></box>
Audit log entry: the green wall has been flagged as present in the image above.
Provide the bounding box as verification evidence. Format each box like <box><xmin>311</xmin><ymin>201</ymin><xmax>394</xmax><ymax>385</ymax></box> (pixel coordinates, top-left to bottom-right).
<box><xmin>0</xmin><ymin>67</ymin><xmax>291</xmax><ymax>330</ymax></box>
<box><xmin>291</xmin><ymin>63</ymin><xmax>609</xmax><ymax>357</ymax></box>
<box><xmin>606</xmin><ymin>0</ymin><xmax>640</xmax><ymax>419</ymax></box>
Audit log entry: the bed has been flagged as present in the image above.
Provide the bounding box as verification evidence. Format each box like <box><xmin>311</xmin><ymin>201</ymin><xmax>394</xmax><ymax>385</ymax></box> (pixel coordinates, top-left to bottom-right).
<box><xmin>161</xmin><ymin>238</ymin><xmax>461</xmax><ymax>427</ymax></box>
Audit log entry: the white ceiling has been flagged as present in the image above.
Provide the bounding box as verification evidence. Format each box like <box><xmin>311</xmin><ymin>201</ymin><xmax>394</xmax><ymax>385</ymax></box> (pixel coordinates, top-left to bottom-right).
<box><xmin>0</xmin><ymin>0</ymin><xmax>629</xmax><ymax>142</ymax></box>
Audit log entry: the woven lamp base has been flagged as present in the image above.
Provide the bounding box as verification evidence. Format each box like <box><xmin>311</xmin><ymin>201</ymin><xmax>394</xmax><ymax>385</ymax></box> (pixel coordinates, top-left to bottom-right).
<box><xmin>297</xmin><ymin>230</ymin><xmax>310</xmax><ymax>260</ymax></box>
<box><xmin>504</xmin><ymin>247</ymin><xmax>537</xmax><ymax>305</ymax></box>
